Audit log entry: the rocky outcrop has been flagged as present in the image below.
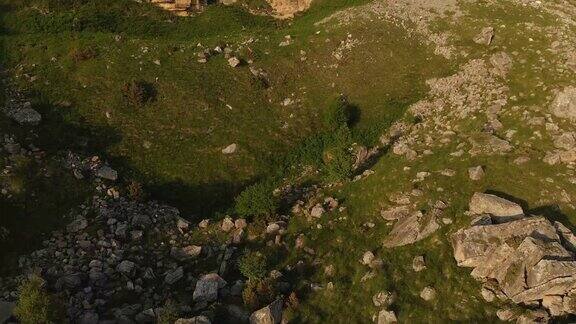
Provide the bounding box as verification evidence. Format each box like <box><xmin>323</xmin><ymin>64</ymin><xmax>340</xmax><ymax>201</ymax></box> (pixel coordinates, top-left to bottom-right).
<box><xmin>452</xmin><ymin>192</ymin><xmax>576</xmax><ymax>317</ymax></box>
<box><xmin>266</xmin><ymin>0</ymin><xmax>312</xmax><ymax>18</ymax></box>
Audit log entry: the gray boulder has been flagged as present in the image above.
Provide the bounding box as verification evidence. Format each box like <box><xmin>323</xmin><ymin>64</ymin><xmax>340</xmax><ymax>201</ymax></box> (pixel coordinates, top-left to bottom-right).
<box><xmin>249</xmin><ymin>299</ymin><xmax>283</xmax><ymax>324</ymax></box>
<box><xmin>383</xmin><ymin>211</ymin><xmax>440</xmax><ymax>247</ymax></box>
<box><xmin>469</xmin><ymin>192</ymin><xmax>524</xmax><ymax>223</ymax></box>
<box><xmin>193</xmin><ymin>273</ymin><xmax>226</xmax><ymax>302</ymax></box>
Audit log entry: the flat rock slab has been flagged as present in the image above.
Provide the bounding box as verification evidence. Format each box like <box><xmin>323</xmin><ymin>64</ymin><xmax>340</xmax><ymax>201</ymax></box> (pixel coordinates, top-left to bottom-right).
<box><xmin>383</xmin><ymin>211</ymin><xmax>440</xmax><ymax>247</ymax></box>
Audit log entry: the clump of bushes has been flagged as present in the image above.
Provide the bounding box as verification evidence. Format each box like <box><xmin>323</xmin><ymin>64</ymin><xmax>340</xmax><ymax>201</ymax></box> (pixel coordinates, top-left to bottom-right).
<box><xmin>242</xmin><ymin>278</ymin><xmax>276</xmax><ymax>310</ymax></box>
<box><xmin>234</xmin><ymin>180</ymin><xmax>278</xmax><ymax>218</ymax></box>
<box><xmin>121</xmin><ymin>80</ymin><xmax>156</xmax><ymax>107</ymax></box>
<box><xmin>13</xmin><ymin>275</ymin><xmax>65</xmax><ymax>324</ymax></box>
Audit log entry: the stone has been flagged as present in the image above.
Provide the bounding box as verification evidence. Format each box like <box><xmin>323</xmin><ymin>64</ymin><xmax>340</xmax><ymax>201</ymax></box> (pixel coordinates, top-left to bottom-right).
<box><xmin>555</xmin><ymin>221</ymin><xmax>576</xmax><ymax>253</ymax></box>
<box><xmin>175</xmin><ymin>316</ymin><xmax>211</xmax><ymax>324</ymax></box>
<box><xmin>420</xmin><ymin>286</ymin><xmax>436</xmax><ymax>301</ymax></box>
<box><xmin>228</xmin><ymin>57</ymin><xmax>241</xmax><ymax>67</ymax></box>
<box><xmin>383</xmin><ymin>211</ymin><xmax>440</xmax><ymax>247</ymax></box>
<box><xmin>235</xmin><ymin>218</ymin><xmax>247</xmax><ymax>229</ymax></box>
<box><xmin>496</xmin><ymin>308</ymin><xmax>517</xmax><ymax>321</ymax></box>
<box><xmin>480</xmin><ymin>287</ymin><xmax>496</xmax><ymax>302</ymax></box>
<box><xmin>249</xmin><ymin>298</ymin><xmax>283</xmax><ymax>324</ymax></box>
<box><xmin>67</xmin><ymin>217</ymin><xmax>88</xmax><ymax>232</ymax></box>
<box><xmin>554</xmin><ymin>132</ymin><xmax>576</xmax><ymax>150</ymax></box>
<box><xmin>468</xmin><ymin>166</ymin><xmax>485</xmax><ymax>181</ymax></box>
<box><xmin>310</xmin><ymin>204</ymin><xmax>325</xmax><ymax>218</ymax></box>
<box><xmin>361</xmin><ymin>251</ymin><xmax>375</xmax><ymax>265</ymax></box>
<box><xmin>376</xmin><ymin>310</ymin><xmax>397</xmax><ymax>324</ymax></box>
<box><xmin>412</xmin><ymin>255</ymin><xmax>426</xmax><ymax>272</ymax></box>
<box><xmin>8</xmin><ymin>107</ymin><xmax>42</xmax><ymax>125</ymax></box>
<box><xmin>79</xmin><ymin>311</ymin><xmax>99</xmax><ymax>324</ymax></box>
<box><xmin>117</xmin><ymin>260</ymin><xmax>135</xmax><ymax>274</ymax></box>
<box><xmin>95</xmin><ymin>165</ymin><xmax>118</xmax><ymax>181</ymax></box>
<box><xmin>221</xmin><ymin>217</ymin><xmax>235</xmax><ymax>232</ymax></box>
<box><xmin>0</xmin><ymin>301</ymin><xmax>15</xmax><ymax>324</ymax></box>
<box><xmin>372</xmin><ymin>291</ymin><xmax>395</xmax><ymax>307</ymax></box>
<box><xmin>551</xmin><ymin>87</ymin><xmax>576</xmax><ymax>120</ymax></box>
<box><xmin>170</xmin><ymin>245</ymin><xmax>202</xmax><ymax>261</ymax></box>
<box><xmin>490</xmin><ymin>52</ymin><xmax>513</xmax><ymax>76</ymax></box>
<box><xmin>469</xmin><ymin>192</ymin><xmax>524</xmax><ymax>223</ymax></box>
<box><xmin>474</xmin><ymin>27</ymin><xmax>494</xmax><ymax>45</ymax></box>
<box><xmin>380</xmin><ymin>205</ymin><xmax>410</xmax><ymax>221</ymax></box>
<box><xmin>222</xmin><ymin>143</ymin><xmax>238</xmax><ymax>154</ymax></box>
<box><xmin>542</xmin><ymin>295</ymin><xmax>564</xmax><ymax>316</ymax></box>
<box><xmin>193</xmin><ymin>273</ymin><xmax>226</xmax><ymax>302</ymax></box>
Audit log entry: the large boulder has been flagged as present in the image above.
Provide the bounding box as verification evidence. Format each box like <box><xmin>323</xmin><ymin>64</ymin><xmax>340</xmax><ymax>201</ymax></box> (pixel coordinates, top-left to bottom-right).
<box><xmin>193</xmin><ymin>273</ymin><xmax>227</xmax><ymax>303</ymax></box>
<box><xmin>452</xmin><ymin>193</ymin><xmax>576</xmax><ymax>317</ymax></box>
<box><xmin>383</xmin><ymin>210</ymin><xmax>440</xmax><ymax>247</ymax></box>
<box><xmin>249</xmin><ymin>299</ymin><xmax>283</xmax><ymax>324</ymax></box>
<box><xmin>468</xmin><ymin>192</ymin><xmax>524</xmax><ymax>223</ymax></box>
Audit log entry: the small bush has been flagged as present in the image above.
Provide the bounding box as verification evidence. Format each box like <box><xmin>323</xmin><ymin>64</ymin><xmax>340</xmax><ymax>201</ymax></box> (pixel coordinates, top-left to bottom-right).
<box><xmin>234</xmin><ymin>181</ymin><xmax>278</xmax><ymax>218</ymax></box>
<box><xmin>323</xmin><ymin>96</ymin><xmax>352</xmax><ymax>130</ymax></box>
<box><xmin>14</xmin><ymin>275</ymin><xmax>65</xmax><ymax>324</ymax></box>
<box><xmin>121</xmin><ymin>80</ymin><xmax>156</xmax><ymax>107</ymax></box>
<box><xmin>322</xmin><ymin>127</ymin><xmax>353</xmax><ymax>182</ymax></box>
<box><xmin>70</xmin><ymin>46</ymin><xmax>98</xmax><ymax>62</ymax></box>
<box><xmin>157</xmin><ymin>299</ymin><xmax>179</xmax><ymax>324</ymax></box>
<box><xmin>242</xmin><ymin>278</ymin><xmax>275</xmax><ymax>310</ymax></box>
<box><xmin>238</xmin><ymin>251</ymin><xmax>268</xmax><ymax>281</ymax></box>
<box><xmin>126</xmin><ymin>180</ymin><xmax>146</xmax><ymax>201</ymax></box>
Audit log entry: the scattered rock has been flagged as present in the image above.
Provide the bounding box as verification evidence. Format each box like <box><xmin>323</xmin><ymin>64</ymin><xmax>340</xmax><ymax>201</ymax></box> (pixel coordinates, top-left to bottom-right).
<box><xmin>228</xmin><ymin>57</ymin><xmax>241</xmax><ymax>67</ymax></box>
<box><xmin>468</xmin><ymin>166</ymin><xmax>485</xmax><ymax>181</ymax></box>
<box><xmin>376</xmin><ymin>310</ymin><xmax>397</xmax><ymax>324</ymax></box>
<box><xmin>474</xmin><ymin>27</ymin><xmax>494</xmax><ymax>45</ymax></box>
<box><xmin>193</xmin><ymin>273</ymin><xmax>226</xmax><ymax>303</ymax></box>
<box><xmin>249</xmin><ymin>298</ymin><xmax>283</xmax><ymax>324</ymax></box>
<box><xmin>383</xmin><ymin>211</ymin><xmax>440</xmax><ymax>247</ymax></box>
<box><xmin>95</xmin><ymin>165</ymin><xmax>118</xmax><ymax>181</ymax></box>
<box><xmin>412</xmin><ymin>255</ymin><xmax>426</xmax><ymax>272</ymax></box>
<box><xmin>420</xmin><ymin>286</ymin><xmax>436</xmax><ymax>301</ymax></box>
<box><xmin>222</xmin><ymin>143</ymin><xmax>238</xmax><ymax>154</ymax></box>
<box><xmin>372</xmin><ymin>291</ymin><xmax>395</xmax><ymax>307</ymax></box>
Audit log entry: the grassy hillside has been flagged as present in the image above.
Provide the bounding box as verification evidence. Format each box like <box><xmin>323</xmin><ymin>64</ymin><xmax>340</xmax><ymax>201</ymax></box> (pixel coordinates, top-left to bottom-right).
<box><xmin>2</xmin><ymin>0</ymin><xmax>576</xmax><ymax>322</ymax></box>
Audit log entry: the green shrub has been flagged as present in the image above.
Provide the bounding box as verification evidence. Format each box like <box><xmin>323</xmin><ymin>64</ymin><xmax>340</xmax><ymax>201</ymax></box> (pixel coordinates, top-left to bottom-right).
<box><xmin>238</xmin><ymin>251</ymin><xmax>268</xmax><ymax>281</ymax></box>
<box><xmin>322</xmin><ymin>146</ymin><xmax>353</xmax><ymax>182</ymax></box>
<box><xmin>234</xmin><ymin>181</ymin><xmax>278</xmax><ymax>218</ymax></box>
<box><xmin>157</xmin><ymin>299</ymin><xmax>179</xmax><ymax>324</ymax></box>
<box><xmin>14</xmin><ymin>275</ymin><xmax>65</xmax><ymax>324</ymax></box>
<box><xmin>323</xmin><ymin>97</ymin><xmax>352</xmax><ymax>130</ymax></box>
<box><xmin>121</xmin><ymin>80</ymin><xmax>156</xmax><ymax>107</ymax></box>
<box><xmin>242</xmin><ymin>278</ymin><xmax>276</xmax><ymax>310</ymax></box>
